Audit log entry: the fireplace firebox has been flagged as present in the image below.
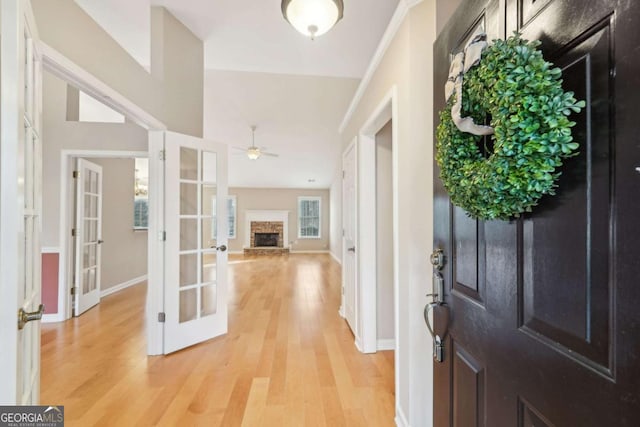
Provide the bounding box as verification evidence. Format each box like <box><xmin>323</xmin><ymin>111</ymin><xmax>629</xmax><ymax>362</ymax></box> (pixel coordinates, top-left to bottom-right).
<box><xmin>255</xmin><ymin>232</ymin><xmax>279</xmax><ymax>247</ymax></box>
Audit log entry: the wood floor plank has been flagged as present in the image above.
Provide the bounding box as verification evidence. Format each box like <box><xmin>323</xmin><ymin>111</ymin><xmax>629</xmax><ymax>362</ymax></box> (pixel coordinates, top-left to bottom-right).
<box><xmin>41</xmin><ymin>254</ymin><xmax>395</xmax><ymax>426</ymax></box>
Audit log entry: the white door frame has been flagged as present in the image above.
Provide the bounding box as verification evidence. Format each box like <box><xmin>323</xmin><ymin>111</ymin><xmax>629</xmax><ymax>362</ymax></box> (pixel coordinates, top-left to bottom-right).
<box><xmin>38</xmin><ymin>43</ymin><xmax>167</xmax><ymax>356</ymax></box>
<box><xmin>354</xmin><ymin>86</ymin><xmax>400</xmax><ymax>365</ymax></box>
<box><xmin>57</xmin><ymin>150</ymin><xmax>149</xmax><ymax>323</ymax></box>
<box><xmin>340</xmin><ymin>138</ymin><xmax>359</xmax><ymax>342</ymax></box>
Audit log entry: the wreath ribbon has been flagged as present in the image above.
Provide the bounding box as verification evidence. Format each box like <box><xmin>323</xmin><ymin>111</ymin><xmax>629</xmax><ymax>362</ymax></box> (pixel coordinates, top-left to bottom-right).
<box><xmin>444</xmin><ymin>33</ymin><xmax>494</xmax><ymax>136</ymax></box>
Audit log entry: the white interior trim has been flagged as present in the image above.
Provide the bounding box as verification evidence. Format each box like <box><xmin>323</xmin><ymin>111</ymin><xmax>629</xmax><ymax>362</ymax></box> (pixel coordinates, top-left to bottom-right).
<box><xmin>356</xmin><ymin>86</ymin><xmax>401</xmax><ymax>422</ymax></box>
<box><xmin>339</xmin><ymin>0</ymin><xmax>422</xmax><ymax>133</ymax></box>
<box><xmin>58</xmin><ymin>150</ymin><xmax>148</xmax><ymax>324</ymax></box>
<box><xmin>38</xmin><ymin>41</ymin><xmax>166</xmax><ymax>131</ymax></box>
<box><xmin>395</xmin><ymin>406</ymin><xmax>410</xmax><ymax>427</ymax></box>
<box><xmin>41</xmin><ymin>247</ymin><xmax>60</xmax><ymax>254</ymax></box>
<box><xmin>289</xmin><ymin>250</ymin><xmax>329</xmax><ymax>254</ymax></box>
<box><xmin>100</xmin><ymin>274</ymin><xmax>147</xmax><ymax>298</ymax></box>
<box><xmin>243</xmin><ymin>210</ymin><xmax>290</xmax><ymax>248</ymax></box>
<box><xmin>339</xmin><ymin>138</ymin><xmax>357</xmax><ymax>327</ymax></box>
<box><xmin>377</xmin><ymin>339</ymin><xmax>396</xmax><ymax>351</ymax></box>
<box><xmin>330</xmin><ymin>251</ymin><xmax>342</xmax><ymax>265</ymax></box>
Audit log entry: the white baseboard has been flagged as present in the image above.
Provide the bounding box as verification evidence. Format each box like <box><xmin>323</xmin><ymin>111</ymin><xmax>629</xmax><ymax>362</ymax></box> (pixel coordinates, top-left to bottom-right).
<box><xmin>228</xmin><ymin>250</ymin><xmax>244</xmax><ymax>255</ymax></box>
<box><xmin>395</xmin><ymin>405</ymin><xmax>410</xmax><ymax>427</ymax></box>
<box><xmin>42</xmin><ymin>312</ymin><xmax>65</xmax><ymax>323</ymax></box>
<box><xmin>338</xmin><ymin>305</ymin><xmax>345</xmax><ymax>318</ymax></box>
<box><xmin>101</xmin><ymin>275</ymin><xmax>147</xmax><ymax>298</ymax></box>
<box><xmin>377</xmin><ymin>339</ymin><xmax>396</xmax><ymax>351</ymax></box>
<box><xmin>330</xmin><ymin>251</ymin><xmax>342</xmax><ymax>265</ymax></box>
<box><xmin>355</xmin><ymin>337</ymin><xmax>364</xmax><ymax>353</ymax></box>
<box><xmin>289</xmin><ymin>250</ymin><xmax>330</xmax><ymax>254</ymax></box>
<box><xmin>41</xmin><ymin>247</ymin><xmax>61</xmax><ymax>254</ymax></box>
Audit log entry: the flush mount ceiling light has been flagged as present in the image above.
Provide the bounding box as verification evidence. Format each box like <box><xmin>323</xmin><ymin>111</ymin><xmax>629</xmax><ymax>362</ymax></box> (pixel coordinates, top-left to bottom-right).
<box><xmin>281</xmin><ymin>0</ymin><xmax>344</xmax><ymax>39</ymax></box>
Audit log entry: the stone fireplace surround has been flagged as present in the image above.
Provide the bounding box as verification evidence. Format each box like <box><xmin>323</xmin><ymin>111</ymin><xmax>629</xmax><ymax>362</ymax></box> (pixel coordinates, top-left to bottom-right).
<box><xmin>244</xmin><ymin>210</ymin><xmax>290</xmax><ymax>255</ymax></box>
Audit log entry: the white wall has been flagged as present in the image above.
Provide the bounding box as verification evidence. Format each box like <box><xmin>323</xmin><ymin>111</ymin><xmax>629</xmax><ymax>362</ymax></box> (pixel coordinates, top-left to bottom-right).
<box><xmin>203</xmin><ymin>70</ymin><xmax>358</xmax><ymax>189</ymax></box>
<box><xmin>376</xmin><ymin>121</ymin><xmax>394</xmax><ymax>341</ymax></box>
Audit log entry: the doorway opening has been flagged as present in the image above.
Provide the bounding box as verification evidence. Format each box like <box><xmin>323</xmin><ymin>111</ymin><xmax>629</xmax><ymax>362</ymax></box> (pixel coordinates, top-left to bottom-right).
<box><xmin>341</xmin><ymin>85</ymin><xmax>400</xmax><ymax>410</ymax></box>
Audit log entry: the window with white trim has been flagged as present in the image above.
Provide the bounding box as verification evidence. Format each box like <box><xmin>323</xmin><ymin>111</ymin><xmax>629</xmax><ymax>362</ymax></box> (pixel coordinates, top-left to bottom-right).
<box><xmin>298</xmin><ymin>196</ymin><xmax>321</xmax><ymax>239</ymax></box>
<box><xmin>133</xmin><ymin>158</ymin><xmax>148</xmax><ymax>229</ymax></box>
<box><xmin>212</xmin><ymin>195</ymin><xmax>237</xmax><ymax>239</ymax></box>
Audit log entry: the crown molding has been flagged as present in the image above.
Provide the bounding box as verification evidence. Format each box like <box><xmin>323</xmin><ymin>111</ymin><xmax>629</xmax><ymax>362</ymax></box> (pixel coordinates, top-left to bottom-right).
<box><xmin>338</xmin><ymin>0</ymin><xmax>423</xmax><ymax>134</ymax></box>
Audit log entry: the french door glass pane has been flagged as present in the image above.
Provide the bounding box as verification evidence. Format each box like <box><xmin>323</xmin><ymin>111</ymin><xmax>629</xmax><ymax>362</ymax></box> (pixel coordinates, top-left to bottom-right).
<box><xmin>180</xmin><ymin>218</ymin><xmax>198</xmax><ymax>251</ymax></box>
<box><xmin>180</xmin><ymin>147</ymin><xmax>198</xmax><ymax>180</ymax></box>
<box><xmin>180</xmin><ymin>183</ymin><xmax>197</xmax><ymax>215</ymax></box>
<box><xmin>179</xmin><ymin>288</ymin><xmax>198</xmax><ymax>323</ymax></box>
<box><xmin>202</xmin><ymin>252</ymin><xmax>216</xmax><ymax>283</ymax></box>
<box><xmin>201</xmin><ymin>285</ymin><xmax>217</xmax><ymax>317</ymax></box>
<box><xmin>179</xmin><ymin>253</ymin><xmax>197</xmax><ymax>287</ymax></box>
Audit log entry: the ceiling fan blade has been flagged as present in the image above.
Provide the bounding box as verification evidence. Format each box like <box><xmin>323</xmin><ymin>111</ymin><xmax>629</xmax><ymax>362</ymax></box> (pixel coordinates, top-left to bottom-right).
<box><xmin>261</xmin><ymin>152</ymin><xmax>279</xmax><ymax>158</ymax></box>
<box><xmin>231</xmin><ymin>146</ymin><xmax>248</xmax><ymax>152</ymax></box>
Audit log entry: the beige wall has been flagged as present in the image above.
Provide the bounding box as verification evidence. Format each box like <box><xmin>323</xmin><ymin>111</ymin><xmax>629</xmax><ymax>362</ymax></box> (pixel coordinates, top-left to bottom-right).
<box><xmin>329</xmin><ymin>166</ymin><xmax>343</xmax><ymax>262</ymax></box>
<box><xmin>337</xmin><ymin>1</ymin><xmax>453</xmax><ymax>424</ymax></box>
<box><xmin>150</xmin><ymin>7</ymin><xmax>204</xmax><ymax>137</ymax></box>
<box><xmin>87</xmin><ymin>158</ymin><xmax>147</xmax><ymax>290</ymax></box>
<box><xmin>228</xmin><ymin>188</ymin><xmax>330</xmax><ymax>253</ymax></box>
<box><xmin>42</xmin><ymin>71</ymin><xmax>148</xmax><ymax>248</ymax></box>
<box><xmin>32</xmin><ymin>0</ymin><xmax>204</xmax><ymax>137</ymax></box>
<box><xmin>376</xmin><ymin>121</ymin><xmax>394</xmax><ymax>341</ymax></box>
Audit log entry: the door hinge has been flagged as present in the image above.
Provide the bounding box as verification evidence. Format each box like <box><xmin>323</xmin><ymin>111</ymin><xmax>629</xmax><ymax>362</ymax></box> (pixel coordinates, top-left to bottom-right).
<box><xmin>342</xmin><ymin>229</ymin><xmax>345</xmax><ymax>237</ymax></box>
<box><xmin>70</xmin><ymin>286</ymin><xmax>77</xmax><ymax>295</ymax></box>
<box><xmin>158</xmin><ymin>231</ymin><xmax>166</xmax><ymax>241</ymax></box>
<box><xmin>342</xmin><ymin>170</ymin><xmax>345</xmax><ymax>179</ymax></box>
<box><xmin>72</xmin><ymin>170</ymin><xmax>78</xmax><ymax>179</ymax></box>
<box><xmin>71</xmin><ymin>228</ymin><xmax>76</xmax><ymax>237</ymax></box>
<box><xmin>158</xmin><ymin>312</ymin><xmax>166</xmax><ymax>323</ymax></box>
<box><xmin>159</xmin><ymin>150</ymin><xmax>166</xmax><ymax>161</ymax></box>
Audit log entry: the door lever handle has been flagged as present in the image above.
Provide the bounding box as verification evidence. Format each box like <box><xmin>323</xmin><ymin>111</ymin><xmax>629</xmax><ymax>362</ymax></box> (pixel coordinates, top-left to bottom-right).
<box><xmin>347</xmin><ymin>246</ymin><xmax>356</xmax><ymax>253</ymax></box>
<box><xmin>18</xmin><ymin>304</ymin><xmax>44</xmax><ymax>330</ymax></box>
<box><xmin>216</xmin><ymin>244</ymin><xmax>227</xmax><ymax>252</ymax></box>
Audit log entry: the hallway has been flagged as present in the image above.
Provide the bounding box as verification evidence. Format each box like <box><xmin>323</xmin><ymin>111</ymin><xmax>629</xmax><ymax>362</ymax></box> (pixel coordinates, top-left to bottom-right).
<box><xmin>41</xmin><ymin>254</ymin><xmax>395</xmax><ymax>426</ymax></box>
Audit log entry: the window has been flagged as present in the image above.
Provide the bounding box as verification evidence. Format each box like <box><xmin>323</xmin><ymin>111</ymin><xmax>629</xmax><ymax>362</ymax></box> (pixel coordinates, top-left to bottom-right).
<box><xmin>212</xmin><ymin>196</ymin><xmax>237</xmax><ymax>239</ymax></box>
<box><xmin>298</xmin><ymin>196</ymin><xmax>321</xmax><ymax>238</ymax></box>
<box><xmin>134</xmin><ymin>158</ymin><xmax>148</xmax><ymax>229</ymax></box>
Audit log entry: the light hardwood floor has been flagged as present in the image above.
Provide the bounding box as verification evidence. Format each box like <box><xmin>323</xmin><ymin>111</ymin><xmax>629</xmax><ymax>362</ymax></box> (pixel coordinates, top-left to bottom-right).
<box><xmin>41</xmin><ymin>254</ymin><xmax>395</xmax><ymax>426</ymax></box>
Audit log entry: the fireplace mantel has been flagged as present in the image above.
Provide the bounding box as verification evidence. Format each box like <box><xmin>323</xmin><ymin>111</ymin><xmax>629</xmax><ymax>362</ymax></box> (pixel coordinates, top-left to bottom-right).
<box><xmin>244</xmin><ymin>210</ymin><xmax>290</xmax><ymax>248</ymax></box>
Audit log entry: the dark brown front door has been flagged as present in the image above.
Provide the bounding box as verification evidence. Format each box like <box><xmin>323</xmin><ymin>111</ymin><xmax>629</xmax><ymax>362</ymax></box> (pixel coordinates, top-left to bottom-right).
<box><xmin>433</xmin><ymin>0</ymin><xmax>640</xmax><ymax>425</ymax></box>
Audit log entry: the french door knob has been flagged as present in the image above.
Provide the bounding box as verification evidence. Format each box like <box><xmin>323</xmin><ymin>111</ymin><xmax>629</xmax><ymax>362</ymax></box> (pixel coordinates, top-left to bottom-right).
<box><xmin>347</xmin><ymin>246</ymin><xmax>356</xmax><ymax>253</ymax></box>
<box><xmin>216</xmin><ymin>244</ymin><xmax>227</xmax><ymax>252</ymax></box>
<box><xmin>97</xmin><ymin>239</ymin><xmax>104</xmax><ymax>244</ymax></box>
<box><xmin>18</xmin><ymin>304</ymin><xmax>44</xmax><ymax>330</ymax></box>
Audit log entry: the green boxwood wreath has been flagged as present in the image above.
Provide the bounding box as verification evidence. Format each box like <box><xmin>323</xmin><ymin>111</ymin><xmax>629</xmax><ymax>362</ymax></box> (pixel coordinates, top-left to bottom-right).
<box><xmin>436</xmin><ymin>34</ymin><xmax>585</xmax><ymax>220</ymax></box>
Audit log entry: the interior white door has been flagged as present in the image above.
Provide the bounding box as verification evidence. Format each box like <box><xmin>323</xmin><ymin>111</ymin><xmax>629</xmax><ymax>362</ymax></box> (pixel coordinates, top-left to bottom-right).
<box><xmin>342</xmin><ymin>143</ymin><xmax>358</xmax><ymax>335</ymax></box>
<box><xmin>163</xmin><ymin>131</ymin><xmax>229</xmax><ymax>354</ymax></box>
<box><xmin>73</xmin><ymin>159</ymin><xmax>103</xmax><ymax>316</ymax></box>
<box><xmin>0</xmin><ymin>0</ymin><xmax>43</xmax><ymax>404</ymax></box>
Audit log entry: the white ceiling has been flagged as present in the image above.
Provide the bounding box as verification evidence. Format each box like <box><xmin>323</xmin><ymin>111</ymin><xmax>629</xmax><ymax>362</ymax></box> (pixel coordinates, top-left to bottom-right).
<box><xmin>204</xmin><ymin>70</ymin><xmax>359</xmax><ymax>189</ymax></box>
<box><xmin>74</xmin><ymin>0</ymin><xmax>400</xmax><ymax>188</ymax></box>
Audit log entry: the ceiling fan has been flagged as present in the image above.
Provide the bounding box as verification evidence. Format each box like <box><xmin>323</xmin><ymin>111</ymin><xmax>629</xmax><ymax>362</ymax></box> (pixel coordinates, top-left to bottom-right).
<box><xmin>232</xmin><ymin>126</ymin><xmax>279</xmax><ymax>160</ymax></box>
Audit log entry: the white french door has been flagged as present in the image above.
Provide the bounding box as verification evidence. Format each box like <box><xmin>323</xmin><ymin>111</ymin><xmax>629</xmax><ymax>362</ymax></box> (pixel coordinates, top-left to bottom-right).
<box><xmin>342</xmin><ymin>143</ymin><xmax>358</xmax><ymax>336</ymax></box>
<box><xmin>163</xmin><ymin>131</ymin><xmax>229</xmax><ymax>354</ymax></box>
<box><xmin>73</xmin><ymin>159</ymin><xmax>103</xmax><ymax>316</ymax></box>
<box><xmin>0</xmin><ymin>0</ymin><xmax>43</xmax><ymax>404</ymax></box>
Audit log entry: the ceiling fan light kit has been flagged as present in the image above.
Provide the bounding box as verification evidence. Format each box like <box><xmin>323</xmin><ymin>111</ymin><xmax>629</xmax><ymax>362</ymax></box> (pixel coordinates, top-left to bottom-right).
<box><xmin>233</xmin><ymin>126</ymin><xmax>279</xmax><ymax>160</ymax></box>
<box><xmin>281</xmin><ymin>0</ymin><xmax>344</xmax><ymax>39</ymax></box>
